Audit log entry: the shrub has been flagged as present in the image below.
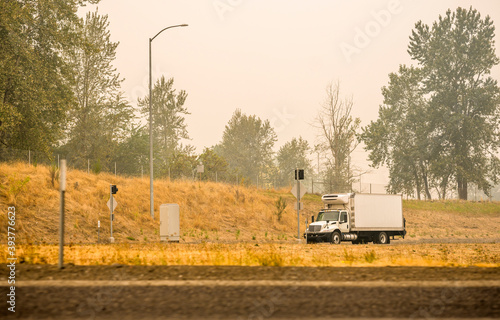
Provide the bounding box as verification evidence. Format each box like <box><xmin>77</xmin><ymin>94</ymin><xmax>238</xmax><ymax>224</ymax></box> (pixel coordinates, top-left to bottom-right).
<box><xmin>364</xmin><ymin>250</ymin><xmax>377</xmax><ymax>263</ymax></box>
<box><xmin>49</xmin><ymin>165</ymin><xmax>59</xmax><ymax>188</ymax></box>
<box><xmin>92</xmin><ymin>159</ymin><xmax>102</xmax><ymax>174</ymax></box>
<box><xmin>0</xmin><ymin>175</ymin><xmax>31</xmax><ymax>205</ymax></box>
<box><xmin>274</xmin><ymin>196</ymin><xmax>287</xmax><ymax>221</ymax></box>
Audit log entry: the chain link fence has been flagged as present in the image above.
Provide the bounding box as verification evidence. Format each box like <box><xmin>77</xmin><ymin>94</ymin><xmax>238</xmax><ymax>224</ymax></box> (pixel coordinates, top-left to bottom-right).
<box><xmin>3</xmin><ymin>148</ymin><xmax>498</xmax><ymax>200</ymax></box>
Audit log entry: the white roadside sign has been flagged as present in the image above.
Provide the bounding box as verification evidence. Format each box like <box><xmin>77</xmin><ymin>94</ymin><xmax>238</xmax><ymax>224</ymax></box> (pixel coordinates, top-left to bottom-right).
<box><xmin>107</xmin><ymin>196</ymin><xmax>118</xmax><ymax>212</ymax></box>
<box><xmin>291</xmin><ymin>181</ymin><xmax>306</xmax><ymax>200</ymax></box>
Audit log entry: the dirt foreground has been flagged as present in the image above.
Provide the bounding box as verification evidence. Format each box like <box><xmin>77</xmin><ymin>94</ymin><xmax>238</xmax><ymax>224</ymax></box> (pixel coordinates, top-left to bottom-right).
<box><xmin>1</xmin><ymin>265</ymin><xmax>499</xmax><ymax>319</ymax></box>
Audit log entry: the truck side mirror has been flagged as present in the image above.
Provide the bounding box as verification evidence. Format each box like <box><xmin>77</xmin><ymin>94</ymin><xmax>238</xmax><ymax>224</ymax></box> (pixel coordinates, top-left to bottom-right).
<box><xmin>311</xmin><ymin>215</ymin><xmax>315</xmax><ymax>223</ymax></box>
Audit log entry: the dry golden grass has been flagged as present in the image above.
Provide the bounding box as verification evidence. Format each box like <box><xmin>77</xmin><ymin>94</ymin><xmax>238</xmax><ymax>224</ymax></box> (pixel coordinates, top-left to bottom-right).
<box><xmin>1</xmin><ymin>162</ymin><xmax>499</xmax><ymax>246</ymax></box>
<box><xmin>1</xmin><ymin>243</ymin><xmax>498</xmax><ymax>267</ymax></box>
<box><xmin>404</xmin><ymin>206</ymin><xmax>500</xmax><ymax>240</ymax></box>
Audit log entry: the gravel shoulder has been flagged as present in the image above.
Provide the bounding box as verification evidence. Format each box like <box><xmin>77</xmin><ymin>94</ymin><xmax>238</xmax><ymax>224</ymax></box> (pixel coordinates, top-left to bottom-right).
<box><xmin>2</xmin><ymin>264</ymin><xmax>499</xmax><ymax>282</ymax></box>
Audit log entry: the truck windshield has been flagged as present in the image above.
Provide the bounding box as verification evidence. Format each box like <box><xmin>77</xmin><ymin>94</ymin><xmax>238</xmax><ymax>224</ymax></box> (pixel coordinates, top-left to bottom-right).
<box><xmin>316</xmin><ymin>211</ymin><xmax>340</xmax><ymax>222</ymax></box>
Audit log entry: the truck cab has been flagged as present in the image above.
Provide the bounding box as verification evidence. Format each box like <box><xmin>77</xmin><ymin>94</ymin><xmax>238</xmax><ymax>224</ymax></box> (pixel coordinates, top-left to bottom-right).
<box><xmin>306</xmin><ymin>210</ymin><xmax>349</xmax><ymax>243</ymax></box>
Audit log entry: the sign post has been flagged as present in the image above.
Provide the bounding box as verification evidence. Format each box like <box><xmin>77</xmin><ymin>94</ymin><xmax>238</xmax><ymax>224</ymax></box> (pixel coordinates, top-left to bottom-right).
<box><xmin>292</xmin><ymin>169</ymin><xmax>305</xmax><ymax>240</ymax></box>
<box><xmin>108</xmin><ymin>185</ymin><xmax>118</xmax><ymax>243</ymax></box>
<box><xmin>297</xmin><ymin>177</ymin><xmax>300</xmax><ymax>240</ymax></box>
<box><xmin>58</xmin><ymin>160</ymin><xmax>66</xmax><ymax>269</ymax></box>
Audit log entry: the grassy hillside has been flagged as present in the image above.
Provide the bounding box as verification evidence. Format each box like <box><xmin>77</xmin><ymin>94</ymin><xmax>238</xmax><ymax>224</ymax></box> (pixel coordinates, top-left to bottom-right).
<box><xmin>1</xmin><ymin>162</ymin><xmax>499</xmax><ymax>244</ymax></box>
<box><xmin>0</xmin><ymin>162</ymin><xmax>322</xmax><ymax>244</ymax></box>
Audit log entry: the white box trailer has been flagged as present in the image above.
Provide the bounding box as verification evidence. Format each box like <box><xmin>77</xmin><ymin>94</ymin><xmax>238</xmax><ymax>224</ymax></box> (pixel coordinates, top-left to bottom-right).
<box><xmin>351</xmin><ymin>194</ymin><xmax>404</xmax><ymax>231</ymax></box>
<box><xmin>305</xmin><ymin>193</ymin><xmax>406</xmax><ymax>244</ymax></box>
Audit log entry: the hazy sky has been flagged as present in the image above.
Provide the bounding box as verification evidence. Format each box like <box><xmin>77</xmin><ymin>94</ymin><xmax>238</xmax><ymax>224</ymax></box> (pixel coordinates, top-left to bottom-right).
<box><xmin>79</xmin><ymin>0</ymin><xmax>500</xmax><ymax>185</ymax></box>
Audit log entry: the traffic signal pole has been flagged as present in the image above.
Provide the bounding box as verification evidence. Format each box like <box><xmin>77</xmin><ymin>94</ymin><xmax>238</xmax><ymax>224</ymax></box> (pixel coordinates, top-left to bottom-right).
<box><xmin>109</xmin><ymin>184</ymin><xmax>118</xmax><ymax>243</ymax></box>
<box><xmin>294</xmin><ymin>168</ymin><xmax>304</xmax><ymax>241</ymax></box>
<box><xmin>297</xmin><ymin>176</ymin><xmax>300</xmax><ymax>240</ymax></box>
<box><xmin>110</xmin><ymin>184</ymin><xmax>113</xmax><ymax>243</ymax></box>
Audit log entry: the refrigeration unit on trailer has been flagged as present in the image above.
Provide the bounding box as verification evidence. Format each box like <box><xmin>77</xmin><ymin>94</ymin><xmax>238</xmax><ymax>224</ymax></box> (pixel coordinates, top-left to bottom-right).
<box><xmin>304</xmin><ymin>193</ymin><xmax>406</xmax><ymax>244</ymax></box>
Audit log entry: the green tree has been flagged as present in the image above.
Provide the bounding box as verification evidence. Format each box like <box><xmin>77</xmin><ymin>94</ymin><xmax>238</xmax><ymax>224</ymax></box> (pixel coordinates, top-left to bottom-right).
<box><xmin>275</xmin><ymin>137</ymin><xmax>311</xmax><ymax>188</ymax></box>
<box><xmin>0</xmin><ymin>0</ymin><xmax>99</xmax><ymax>156</ymax></box>
<box><xmin>112</xmin><ymin>125</ymin><xmax>149</xmax><ymax>176</ymax></box>
<box><xmin>137</xmin><ymin>76</ymin><xmax>189</xmax><ymax>178</ymax></box>
<box><xmin>408</xmin><ymin>7</ymin><xmax>500</xmax><ymax>199</ymax></box>
<box><xmin>315</xmin><ymin>82</ymin><xmax>360</xmax><ymax>193</ymax></box>
<box><xmin>198</xmin><ymin>147</ymin><xmax>229</xmax><ymax>181</ymax></box>
<box><xmin>169</xmin><ymin>145</ymin><xmax>197</xmax><ymax>180</ymax></box>
<box><xmin>361</xmin><ymin>65</ymin><xmax>436</xmax><ymax>199</ymax></box>
<box><xmin>62</xmin><ymin>10</ymin><xmax>133</xmax><ymax>171</ymax></box>
<box><xmin>218</xmin><ymin>109</ymin><xmax>277</xmax><ymax>185</ymax></box>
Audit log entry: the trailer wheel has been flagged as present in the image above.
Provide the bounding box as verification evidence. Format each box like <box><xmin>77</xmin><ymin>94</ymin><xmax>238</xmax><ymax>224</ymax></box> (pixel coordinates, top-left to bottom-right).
<box><xmin>377</xmin><ymin>232</ymin><xmax>390</xmax><ymax>244</ymax></box>
<box><xmin>331</xmin><ymin>231</ymin><xmax>341</xmax><ymax>245</ymax></box>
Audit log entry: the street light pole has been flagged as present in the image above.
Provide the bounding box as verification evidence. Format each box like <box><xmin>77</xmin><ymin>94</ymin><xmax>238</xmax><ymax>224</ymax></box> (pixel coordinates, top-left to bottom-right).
<box><xmin>149</xmin><ymin>24</ymin><xmax>188</xmax><ymax>219</ymax></box>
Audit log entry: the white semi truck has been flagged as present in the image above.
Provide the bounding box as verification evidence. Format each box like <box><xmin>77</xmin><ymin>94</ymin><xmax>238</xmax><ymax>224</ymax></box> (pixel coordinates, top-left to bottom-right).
<box><xmin>304</xmin><ymin>193</ymin><xmax>406</xmax><ymax>244</ymax></box>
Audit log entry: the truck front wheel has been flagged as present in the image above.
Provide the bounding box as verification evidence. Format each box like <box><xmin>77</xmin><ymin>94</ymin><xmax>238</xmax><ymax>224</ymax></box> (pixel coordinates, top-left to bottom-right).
<box><xmin>376</xmin><ymin>232</ymin><xmax>390</xmax><ymax>244</ymax></box>
<box><xmin>331</xmin><ymin>231</ymin><xmax>341</xmax><ymax>245</ymax></box>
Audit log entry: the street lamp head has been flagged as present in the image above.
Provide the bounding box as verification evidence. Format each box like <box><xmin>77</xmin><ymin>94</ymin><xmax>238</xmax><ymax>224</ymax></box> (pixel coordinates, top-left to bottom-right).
<box><xmin>151</xmin><ymin>24</ymin><xmax>189</xmax><ymax>41</ymax></box>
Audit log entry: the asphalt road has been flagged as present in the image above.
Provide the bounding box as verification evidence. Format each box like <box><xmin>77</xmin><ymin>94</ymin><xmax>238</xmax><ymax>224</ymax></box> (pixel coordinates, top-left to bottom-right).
<box><xmin>1</xmin><ymin>265</ymin><xmax>499</xmax><ymax>319</ymax></box>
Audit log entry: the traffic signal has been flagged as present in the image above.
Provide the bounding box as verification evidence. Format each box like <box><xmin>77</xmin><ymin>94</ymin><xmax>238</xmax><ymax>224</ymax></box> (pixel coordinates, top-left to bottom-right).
<box><xmin>295</xmin><ymin>169</ymin><xmax>304</xmax><ymax>180</ymax></box>
<box><xmin>111</xmin><ymin>185</ymin><xmax>118</xmax><ymax>194</ymax></box>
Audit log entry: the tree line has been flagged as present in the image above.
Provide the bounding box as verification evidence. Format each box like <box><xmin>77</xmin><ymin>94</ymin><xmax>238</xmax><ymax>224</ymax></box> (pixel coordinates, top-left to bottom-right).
<box><xmin>0</xmin><ymin>1</ymin><xmax>314</xmax><ymax>188</ymax></box>
<box><xmin>1</xmin><ymin>3</ymin><xmax>498</xmax><ymax>198</ymax></box>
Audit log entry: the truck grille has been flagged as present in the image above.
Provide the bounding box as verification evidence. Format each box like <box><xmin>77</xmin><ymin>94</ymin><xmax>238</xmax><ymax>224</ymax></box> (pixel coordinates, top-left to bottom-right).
<box><xmin>309</xmin><ymin>225</ymin><xmax>321</xmax><ymax>232</ymax></box>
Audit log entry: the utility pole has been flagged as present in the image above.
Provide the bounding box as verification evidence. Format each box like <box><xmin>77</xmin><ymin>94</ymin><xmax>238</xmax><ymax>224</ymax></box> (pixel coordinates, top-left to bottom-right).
<box><xmin>148</xmin><ymin>24</ymin><xmax>188</xmax><ymax>220</ymax></box>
